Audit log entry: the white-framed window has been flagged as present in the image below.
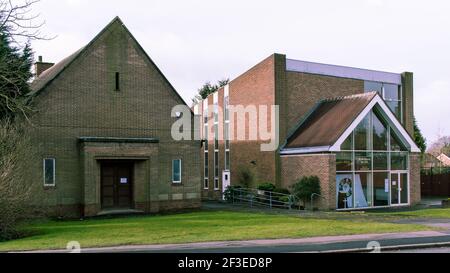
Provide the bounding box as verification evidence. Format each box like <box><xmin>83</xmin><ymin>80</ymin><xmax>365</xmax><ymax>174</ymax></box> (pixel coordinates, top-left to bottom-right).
<box><xmin>172</xmin><ymin>159</ymin><xmax>182</xmax><ymax>184</ymax></box>
<box><xmin>43</xmin><ymin>158</ymin><xmax>56</xmax><ymax>186</ymax></box>
<box><xmin>213</xmin><ymin>94</ymin><xmax>220</xmax><ymax>190</ymax></box>
<box><xmin>336</xmin><ymin>109</ymin><xmax>409</xmax><ymax>210</ymax></box>
<box><xmin>224</xmin><ymin>95</ymin><xmax>230</xmax><ymax>171</ymax></box>
<box><xmin>364</xmin><ymin>81</ymin><xmax>403</xmax><ymax>122</ymax></box>
<box><xmin>203</xmin><ymin>102</ymin><xmax>209</xmax><ymax>189</ymax></box>
<box><xmin>214</xmin><ymin>151</ymin><xmax>219</xmax><ymax>190</ymax></box>
<box><xmin>204</xmin><ymin>152</ymin><xmax>209</xmax><ymax>189</ymax></box>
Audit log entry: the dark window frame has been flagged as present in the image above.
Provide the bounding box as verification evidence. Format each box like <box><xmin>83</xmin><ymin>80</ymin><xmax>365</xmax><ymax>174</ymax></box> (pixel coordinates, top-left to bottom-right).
<box><xmin>43</xmin><ymin>158</ymin><xmax>56</xmax><ymax>186</ymax></box>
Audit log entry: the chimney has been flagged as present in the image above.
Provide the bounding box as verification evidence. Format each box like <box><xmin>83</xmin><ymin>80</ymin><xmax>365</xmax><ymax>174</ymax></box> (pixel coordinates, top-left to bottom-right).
<box><xmin>35</xmin><ymin>56</ymin><xmax>55</xmax><ymax>77</ymax></box>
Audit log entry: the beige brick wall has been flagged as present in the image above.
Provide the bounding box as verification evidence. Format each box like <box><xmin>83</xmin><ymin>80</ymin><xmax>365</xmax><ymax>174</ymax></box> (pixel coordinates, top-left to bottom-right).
<box><xmin>27</xmin><ymin>19</ymin><xmax>201</xmax><ymax>217</ymax></box>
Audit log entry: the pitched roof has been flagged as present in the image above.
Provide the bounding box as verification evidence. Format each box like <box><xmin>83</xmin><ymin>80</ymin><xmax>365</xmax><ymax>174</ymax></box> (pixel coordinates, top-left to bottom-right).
<box><xmin>28</xmin><ymin>16</ymin><xmax>189</xmax><ymax>107</ymax></box>
<box><xmin>30</xmin><ymin>47</ymin><xmax>84</xmax><ymax>94</ymax></box>
<box><xmin>284</xmin><ymin>92</ymin><xmax>377</xmax><ymax>149</ymax></box>
<box><xmin>28</xmin><ymin>16</ymin><xmax>124</xmax><ymax>96</ymax></box>
<box><xmin>281</xmin><ymin>91</ymin><xmax>421</xmax><ymax>154</ymax></box>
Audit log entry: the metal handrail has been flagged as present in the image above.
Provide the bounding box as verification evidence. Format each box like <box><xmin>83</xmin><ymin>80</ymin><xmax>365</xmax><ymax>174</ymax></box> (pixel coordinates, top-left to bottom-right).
<box><xmin>229</xmin><ymin>187</ymin><xmax>297</xmax><ymax>210</ymax></box>
<box><xmin>310</xmin><ymin>193</ymin><xmax>322</xmax><ymax>210</ymax></box>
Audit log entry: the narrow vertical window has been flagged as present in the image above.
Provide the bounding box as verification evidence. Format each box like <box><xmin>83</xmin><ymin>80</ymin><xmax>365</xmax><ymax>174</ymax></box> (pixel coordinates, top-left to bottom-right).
<box><xmin>214</xmin><ymin>151</ymin><xmax>219</xmax><ymax>190</ymax></box>
<box><xmin>43</xmin><ymin>158</ymin><xmax>55</xmax><ymax>186</ymax></box>
<box><xmin>172</xmin><ymin>159</ymin><xmax>181</xmax><ymax>184</ymax></box>
<box><xmin>203</xmin><ymin>102</ymin><xmax>209</xmax><ymax>189</ymax></box>
<box><xmin>214</xmin><ymin>97</ymin><xmax>219</xmax><ymax>190</ymax></box>
<box><xmin>115</xmin><ymin>72</ymin><xmax>120</xmax><ymax>91</ymax></box>
<box><xmin>204</xmin><ymin>152</ymin><xmax>209</xmax><ymax>189</ymax></box>
<box><xmin>224</xmin><ymin>95</ymin><xmax>230</xmax><ymax>170</ymax></box>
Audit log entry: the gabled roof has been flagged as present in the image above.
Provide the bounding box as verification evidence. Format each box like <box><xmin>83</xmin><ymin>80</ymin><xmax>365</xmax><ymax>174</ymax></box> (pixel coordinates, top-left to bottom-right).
<box><xmin>28</xmin><ymin>16</ymin><xmax>189</xmax><ymax>107</ymax></box>
<box><xmin>30</xmin><ymin>47</ymin><xmax>84</xmax><ymax>94</ymax></box>
<box><xmin>285</xmin><ymin>92</ymin><xmax>377</xmax><ymax>149</ymax></box>
<box><xmin>281</xmin><ymin>92</ymin><xmax>421</xmax><ymax>155</ymax></box>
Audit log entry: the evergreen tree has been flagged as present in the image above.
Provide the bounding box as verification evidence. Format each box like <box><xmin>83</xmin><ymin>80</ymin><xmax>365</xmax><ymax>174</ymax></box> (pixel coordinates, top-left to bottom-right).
<box><xmin>413</xmin><ymin>116</ymin><xmax>427</xmax><ymax>154</ymax></box>
<box><xmin>0</xmin><ymin>25</ymin><xmax>34</xmax><ymax>120</ymax></box>
<box><xmin>192</xmin><ymin>78</ymin><xmax>230</xmax><ymax>104</ymax></box>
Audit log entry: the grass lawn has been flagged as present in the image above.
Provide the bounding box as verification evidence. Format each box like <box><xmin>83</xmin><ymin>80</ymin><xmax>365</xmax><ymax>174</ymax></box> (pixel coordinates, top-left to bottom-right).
<box><xmin>370</xmin><ymin>208</ymin><xmax>450</xmax><ymax>219</ymax></box>
<box><xmin>0</xmin><ymin>210</ymin><xmax>430</xmax><ymax>252</ymax></box>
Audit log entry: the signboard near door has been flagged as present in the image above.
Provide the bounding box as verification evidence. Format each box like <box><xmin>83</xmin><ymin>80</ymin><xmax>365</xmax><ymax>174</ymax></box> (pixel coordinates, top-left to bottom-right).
<box><xmin>222</xmin><ymin>171</ymin><xmax>231</xmax><ymax>200</ymax></box>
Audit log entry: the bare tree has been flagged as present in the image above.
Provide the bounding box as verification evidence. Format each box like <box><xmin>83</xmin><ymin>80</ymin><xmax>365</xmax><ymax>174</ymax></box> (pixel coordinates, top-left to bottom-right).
<box><xmin>0</xmin><ymin>120</ymin><xmax>39</xmax><ymax>240</ymax></box>
<box><xmin>0</xmin><ymin>0</ymin><xmax>54</xmax><ymax>120</ymax></box>
<box><xmin>0</xmin><ymin>0</ymin><xmax>49</xmax><ymax>240</ymax></box>
<box><xmin>428</xmin><ymin>136</ymin><xmax>450</xmax><ymax>157</ymax></box>
<box><xmin>0</xmin><ymin>0</ymin><xmax>52</xmax><ymax>42</ymax></box>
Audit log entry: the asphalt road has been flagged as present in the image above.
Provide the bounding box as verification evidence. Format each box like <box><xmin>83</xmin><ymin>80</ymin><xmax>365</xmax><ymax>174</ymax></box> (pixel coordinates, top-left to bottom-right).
<box><xmin>82</xmin><ymin>235</ymin><xmax>450</xmax><ymax>253</ymax></box>
<box><xmin>387</xmin><ymin>247</ymin><xmax>450</xmax><ymax>253</ymax></box>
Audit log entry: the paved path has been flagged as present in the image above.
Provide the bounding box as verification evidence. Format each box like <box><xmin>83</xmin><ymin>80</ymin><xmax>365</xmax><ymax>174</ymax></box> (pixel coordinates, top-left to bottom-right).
<box><xmin>22</xmin><ymin>230</ymin><xmax>450</xmax><ymax>253</ymax></box>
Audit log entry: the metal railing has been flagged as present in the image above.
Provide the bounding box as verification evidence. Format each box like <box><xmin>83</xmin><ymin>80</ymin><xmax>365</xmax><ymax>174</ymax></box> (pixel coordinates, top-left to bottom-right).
<box><xmin>228</xmin><ymin>187</ymin><xmax>297</xmax><ymax>210</ymax></box>
<box><xmin>310</xmin><ymin>193</ymin><xmax>322</xmax><ymax>210</ymax></box>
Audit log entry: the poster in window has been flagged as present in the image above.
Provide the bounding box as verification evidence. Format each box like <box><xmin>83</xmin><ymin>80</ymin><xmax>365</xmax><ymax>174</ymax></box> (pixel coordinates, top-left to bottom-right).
<box><xmin>336</xmin><ymin>174</ymin><xmax>353</xmax><ymax>209</ymax></box>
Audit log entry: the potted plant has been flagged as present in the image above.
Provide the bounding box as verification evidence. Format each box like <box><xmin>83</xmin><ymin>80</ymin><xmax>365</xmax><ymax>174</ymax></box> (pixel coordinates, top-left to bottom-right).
<box><xmin>442</xmin><ymin>198</ymin><xmax>450</xmax><ymax>208</ymax></box>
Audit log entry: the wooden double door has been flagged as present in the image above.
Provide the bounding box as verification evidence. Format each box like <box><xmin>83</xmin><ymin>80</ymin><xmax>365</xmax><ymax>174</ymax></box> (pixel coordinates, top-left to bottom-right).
<box><xmin>101</xmin><ymin>161</ymin><xmax>133</xmax><ymax>209</ymax></box>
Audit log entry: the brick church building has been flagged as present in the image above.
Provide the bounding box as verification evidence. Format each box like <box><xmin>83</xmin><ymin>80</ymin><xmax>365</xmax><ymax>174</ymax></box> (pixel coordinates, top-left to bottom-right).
<box><xmin>28</xmin><ymin>17</ymin><xmax>201</xmax><ymax>218</ymax></box>
<box><xmin>195</xmin><ymin>54</ymin><xmax>420</xmax><ymax>210</ymax></box>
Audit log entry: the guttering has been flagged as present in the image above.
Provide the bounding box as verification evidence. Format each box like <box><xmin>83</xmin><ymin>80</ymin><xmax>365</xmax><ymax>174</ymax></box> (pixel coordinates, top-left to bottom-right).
<box><xmin>78</xmin><ymin>137</ymin><xmax>159</xmax><ymax>144</ymax></box>
<box><xmin>280</xmin><ymin>146</ymin><xmax>331</xmax><ymax>155</ymax></box>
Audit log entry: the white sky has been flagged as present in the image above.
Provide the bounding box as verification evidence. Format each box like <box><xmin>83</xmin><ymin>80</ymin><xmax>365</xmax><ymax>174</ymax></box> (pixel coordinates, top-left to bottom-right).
<box><xmin>29</xmin><ymin>0</ymin><xmax>450</xmax><ymax>145</ymax></box>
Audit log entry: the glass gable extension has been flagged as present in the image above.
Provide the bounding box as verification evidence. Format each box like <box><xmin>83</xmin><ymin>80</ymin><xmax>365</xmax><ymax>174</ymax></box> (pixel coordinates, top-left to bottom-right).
<box><xmin>364</xmin><ymin>81</ymin><xmax>402</xmax><ymax>121</ymax></box>
<box><xmin>336</xmin><ymin>109</ymin><xmax>409</xmax><ymax>209</ymax></box>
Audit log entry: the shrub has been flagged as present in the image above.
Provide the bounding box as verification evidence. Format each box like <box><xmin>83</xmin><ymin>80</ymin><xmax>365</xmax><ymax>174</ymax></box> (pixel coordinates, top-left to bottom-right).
<box><xmin>0</xmin><ymin>120</ymin><xmax>37</xmax><ymax>241</ymax></box>
<box><xmin>273</xmin><ymin>188</ymin><xmax>290</xmax><ymax>195</ymax></box>
<box><xmin>223</xmin><ymin>185</ymin><xmax>242</xmax><ymax>202</ymax></box>
<box><xmin>257</xmin><ymin>183</ymin><xmax>276</xmax><ymax>192</ymax></box>
<box><xmin>278</xmin><ymin>196</ymin><xmax>290</xmax><ymax>203</ymax></box>
<box><xmin>291</xmin><ymin>176</ymin><xmax>321</xmax><ymax>205</ymax></box>
<box><xmin>237</xmin><ymin>167</ymin><xmax>254</xmax><ymax>188</ymax></box>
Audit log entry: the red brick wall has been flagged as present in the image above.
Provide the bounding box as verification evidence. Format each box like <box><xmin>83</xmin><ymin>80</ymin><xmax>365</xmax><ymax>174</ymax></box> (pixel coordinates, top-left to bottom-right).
<box><xmin>410</xmin><ymin>153</ymin><xmax>421</xmax><ymax>205</ymax></box>
<box><xmin>200</xmin><ymin>54</ymin><xmax>278</xmax><ymax>197</ymax></box>
<box><xmin>280</xmin><ymin>154</ymin><xmax>336</xmax><ymax>210</ymax></box>
<box><xmin>228</xmin><ymin>55</ymin><xmax>277</xmax><ymax>187</ymax></box>
<box><xmin>284</xmin><ymin>72</ymin><xmax>364</xmax><ymax>133</ymax></box>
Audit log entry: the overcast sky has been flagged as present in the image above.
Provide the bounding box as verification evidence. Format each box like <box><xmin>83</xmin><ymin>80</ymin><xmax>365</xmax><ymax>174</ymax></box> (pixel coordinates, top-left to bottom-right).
<box><xmin>30</xmin><ymin>0</ymin><xmax>450</xmax><ymax>146</ymax></box>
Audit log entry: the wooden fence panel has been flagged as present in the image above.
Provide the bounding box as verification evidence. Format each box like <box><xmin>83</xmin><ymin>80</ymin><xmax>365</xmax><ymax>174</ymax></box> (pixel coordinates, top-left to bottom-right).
<box><xmin>421</xmin><ymin>172</ymin><xmax>450</xmax><ymax>197</ymax></box>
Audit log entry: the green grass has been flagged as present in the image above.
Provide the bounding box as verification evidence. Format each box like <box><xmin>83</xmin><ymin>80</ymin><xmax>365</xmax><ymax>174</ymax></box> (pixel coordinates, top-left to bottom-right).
<box><xmin>371</xmin><ymin>208</ymin><xmax>450</xmax><ymax>219</ymax></box>
<box><xmin>0</xmin><ymin>210</ymin><xmax>429</xmax><ymax>252</ymax></box>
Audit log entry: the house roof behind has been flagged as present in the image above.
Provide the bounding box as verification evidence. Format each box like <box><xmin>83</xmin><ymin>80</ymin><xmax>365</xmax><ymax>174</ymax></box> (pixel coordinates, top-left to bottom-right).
<box><xmin>284</xmin><ymin>92</ymin><xmax>377</xmax><ymax>149</ymax></box>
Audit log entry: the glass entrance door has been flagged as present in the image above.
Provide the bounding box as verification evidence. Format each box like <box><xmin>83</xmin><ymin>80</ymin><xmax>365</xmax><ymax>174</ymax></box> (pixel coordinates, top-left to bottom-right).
<box><xmin>390</xmin><ymin>172</ymin><xmax>408</xmax><ymax>205</ymax></box>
